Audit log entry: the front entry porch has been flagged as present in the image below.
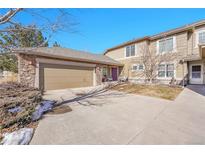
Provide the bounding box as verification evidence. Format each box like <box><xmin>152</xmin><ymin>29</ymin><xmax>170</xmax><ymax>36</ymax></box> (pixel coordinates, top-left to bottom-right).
<box><xmin>102</xmin><ymin>66</ymin><xmax>120</xmax><ymax>82</ymax></box>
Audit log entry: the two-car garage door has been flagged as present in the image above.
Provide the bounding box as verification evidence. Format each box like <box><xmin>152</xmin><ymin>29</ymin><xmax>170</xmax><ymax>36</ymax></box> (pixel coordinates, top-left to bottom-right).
<box><xmin>39</xmin><ymin>63</ymin><xmax>94</xmax><ymax>91</ymax></box>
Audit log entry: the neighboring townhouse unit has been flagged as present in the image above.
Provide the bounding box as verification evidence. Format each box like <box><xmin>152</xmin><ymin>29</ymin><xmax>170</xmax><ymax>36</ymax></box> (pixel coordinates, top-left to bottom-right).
<box><xmin>105</xmin><ymin>19</ymin><xmax>205</xmax><ymax>85</ymax></box>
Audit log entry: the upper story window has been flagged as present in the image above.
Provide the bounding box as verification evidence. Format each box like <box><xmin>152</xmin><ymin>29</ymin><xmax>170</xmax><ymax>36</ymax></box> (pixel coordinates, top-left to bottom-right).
<box><xmin>198</xmin><ymin>31</ymin><xmax>205</xmax><ymax>44</ymax></box>
<box><xmin>158</xmin><ymin>37</ymin><xmax>174</xmax><ymax>53</ymax></box>
<box><xmin>125</xmin><ymin>45</ymin><xmax>135</xmax><ymax>57</ymax></box>
<box><xmin>132</xmin><ymin>64</ymin><xmax>144</xmax><ymax>71</ymax></box>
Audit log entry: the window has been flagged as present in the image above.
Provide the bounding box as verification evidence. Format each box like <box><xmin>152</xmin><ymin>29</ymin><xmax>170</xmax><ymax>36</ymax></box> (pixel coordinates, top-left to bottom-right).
<box><xmin>102</xmin><ymin>67</ymin><xmax>108</xmax><ymax>76</ymax></box>
<box><xmin>158</xmin><ymin>64</ymin><xmax>166</xmax><ymax>77</ymax></box>
<box><xmin>158</xmin><ymin>64</ymin><xmax>174</xmax><ymax>78</ymax></box>
<box><xmin>132</xmin><ymin>65</ymin><xmax>138</xmax><ymax>71</ymax></box>
<box><xmin>192</xmin><ymin>65</ymin><xmax>201</xmax><ymax>78</ymax></box>
<box><xmin>198</xmin><ymin>31</ymin><xmax>205</xmax><ymax>44</ymax></box>
<box><xmin>132</xmin><ymin>64</ymin><xmax>144</xmax><ymax>71</ymax></box>
<box><xmin>126</xmin><ymin>45</ymin><xmax>135</xmax><ymax>57</ymax></box>
<box><xmin>166</xmin><ymin>64</ymin><xmax>174</xmax><ymax>77</ymax></box>
<box><xmin>138</xmin><ymin>64</ymin><xmax>144</xmax><ymax>70</ymax></box>
<box><xmin>158</xmin><ymin>37</ymin><xmax>174</xmax><ymax>53</ymax></box>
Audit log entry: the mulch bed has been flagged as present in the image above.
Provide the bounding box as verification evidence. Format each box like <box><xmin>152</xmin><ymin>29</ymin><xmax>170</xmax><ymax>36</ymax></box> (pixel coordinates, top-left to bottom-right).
<box><xmin>0</xmin><ymin>82</ymin><xmax>42</xmax><ymax>140</ymax></box>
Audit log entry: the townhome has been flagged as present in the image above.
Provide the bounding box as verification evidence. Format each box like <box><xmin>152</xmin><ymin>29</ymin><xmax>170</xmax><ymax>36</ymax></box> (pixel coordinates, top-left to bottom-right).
<box><xmin>12</xmin><ymin>19</ymin><xmax>205</xmax><ymax>91</ymax></box>
<box><xmin>104</xmin><ymin>19</ymin><xmax>205</xmax><ymax>85</ymax></box>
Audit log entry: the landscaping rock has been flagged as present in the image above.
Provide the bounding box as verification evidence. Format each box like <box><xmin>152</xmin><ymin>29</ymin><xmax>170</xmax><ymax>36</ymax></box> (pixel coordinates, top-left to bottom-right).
<box><xmin>1</xmin><ymin>128</ymin><xmax>34</xmax><ymax>145</ymax></box>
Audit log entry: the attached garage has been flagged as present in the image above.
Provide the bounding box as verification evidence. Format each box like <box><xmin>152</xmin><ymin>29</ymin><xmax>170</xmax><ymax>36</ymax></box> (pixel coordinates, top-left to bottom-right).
<box><xmin>40</xmin><ymin>63</ymin><xmax>94</xmax><ymax>90</ymax></box>
<box><xmin>15</xmin><ymin>47</ymin><xmax>122</xmax><ymax>91</ymax></box>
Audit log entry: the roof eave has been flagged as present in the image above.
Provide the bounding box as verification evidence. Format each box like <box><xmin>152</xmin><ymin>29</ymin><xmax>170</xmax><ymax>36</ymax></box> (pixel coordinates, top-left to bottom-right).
<box><xmin>15</xmin><ymin>50</ymin><xmax>123</xmax><ymax>66</ymax></box>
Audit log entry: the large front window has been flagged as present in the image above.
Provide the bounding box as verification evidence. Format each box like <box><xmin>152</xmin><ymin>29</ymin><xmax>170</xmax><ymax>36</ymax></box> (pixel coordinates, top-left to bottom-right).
<box><xmin>126</xmin><ymin>45</ymin><xmax>135</xmax><ymax>57</ymax></box>
<box><xmin>158</xmin><ymin>37</ymin><xmax>174</xmax><ymax>53</ymax></box>
<box><xmin>158</xmin><ymin>64</ymin><xmax>174</xmax><ymax>78</ymax></box>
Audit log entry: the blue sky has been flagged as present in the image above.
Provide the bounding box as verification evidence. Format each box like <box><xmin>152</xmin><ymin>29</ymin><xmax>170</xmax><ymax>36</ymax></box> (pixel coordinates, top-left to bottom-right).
<box><xmin>1</xmin><ymin>8</ymin><xmax>205</xmax><ymax>53</ymax></box>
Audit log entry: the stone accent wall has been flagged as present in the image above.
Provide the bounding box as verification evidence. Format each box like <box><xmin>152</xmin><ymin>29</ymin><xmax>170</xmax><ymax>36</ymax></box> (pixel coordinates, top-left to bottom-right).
<box><xmin>95</xmin><ymin>65</ymin><xmax>103</xmax><ymax>85</ymax></box>
<box><xmin>18</xmin><ymin>54</ymin><xmax>36</xmax><ymax>87</ymax></box>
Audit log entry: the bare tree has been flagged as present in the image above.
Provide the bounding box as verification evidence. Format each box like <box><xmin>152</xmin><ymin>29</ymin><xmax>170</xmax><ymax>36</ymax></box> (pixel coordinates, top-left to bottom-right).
<box><xmin>130</xmin><ymin>41</ymin><xmax>179</xmax><ymax>84</ymax></box>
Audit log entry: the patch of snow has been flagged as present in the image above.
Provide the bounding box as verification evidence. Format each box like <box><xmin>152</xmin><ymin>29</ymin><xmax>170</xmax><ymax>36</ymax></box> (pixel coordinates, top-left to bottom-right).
<box><xmin>1</xmin><ymin>128</ymin><xmax>34</xmax><ymax>145</ymax></box>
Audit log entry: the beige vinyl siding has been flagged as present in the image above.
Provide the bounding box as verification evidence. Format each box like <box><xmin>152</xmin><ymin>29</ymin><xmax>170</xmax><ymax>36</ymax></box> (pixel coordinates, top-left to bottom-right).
<box><xmin>118</xmin><ymin>57</ymin><xmax>142</xmax><ymax>78</ymax></box>
<box><xmin>40</xmin><ymin>63</ymin><xmax>93</xmax><ymax>90</ymax></box>
<box><xmin>106</xmin><ymin>47</ymin><xmax>125</xmax><ymax>60</ymax></box>
<box><xmin>176</xmin><ymin>62</ymin><xmax>188</xmax><ymax>79</ymax></box>
<box><xmin>188</xmin><ymin>26</ymin><xmax>205</xmax><ymax>56</ymax></box>
<box><xmin>149</xmin><ymin>40</ymin><xmax>157</xmax><ymax>53</ymax></box>
<box><xmin>176</xmin><ymin>32</ymin><xmax>188</xmax><ymax>57</ymax></box>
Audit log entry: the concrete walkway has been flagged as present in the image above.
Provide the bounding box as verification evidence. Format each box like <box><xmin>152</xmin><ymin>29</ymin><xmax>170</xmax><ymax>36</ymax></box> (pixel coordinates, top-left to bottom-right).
<box><xmin>130</xmin><ymin>85</ymin><xmax>205</xmax><ymax>144</ymax></box>
<box><xmin>30</xmin><ymin>85</ymin><xmax>205</xmax><ymax>144</ymax></box>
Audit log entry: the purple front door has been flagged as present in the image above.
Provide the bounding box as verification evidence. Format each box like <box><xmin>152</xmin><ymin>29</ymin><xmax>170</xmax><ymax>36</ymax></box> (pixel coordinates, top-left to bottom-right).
<box><xmin>111</xmin><ymin>68</ymin><xmax>118</xmax><ymax>81</ymax></box>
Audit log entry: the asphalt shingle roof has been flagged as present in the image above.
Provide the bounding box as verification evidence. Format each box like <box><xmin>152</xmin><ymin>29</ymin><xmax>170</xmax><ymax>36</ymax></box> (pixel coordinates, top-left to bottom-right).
<box><xmin>13</xmin><ymin>47</ymin><xmax>122</xmax><ymax>66</ymax></box>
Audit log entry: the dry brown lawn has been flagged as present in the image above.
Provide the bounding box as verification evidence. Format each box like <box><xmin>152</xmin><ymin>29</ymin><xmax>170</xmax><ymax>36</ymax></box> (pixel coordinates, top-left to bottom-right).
<box><xmin>111</xmin><ymin>83</ymin><xmax>183</xmax><ymax>100</ymax></box>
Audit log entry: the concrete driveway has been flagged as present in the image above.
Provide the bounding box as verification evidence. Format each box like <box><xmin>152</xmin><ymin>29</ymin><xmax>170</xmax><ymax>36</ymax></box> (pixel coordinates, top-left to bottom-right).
<box><xmin>30</xmin><ymin>85</ymin><xmax>205</xmax><ymax>144</ymax></box>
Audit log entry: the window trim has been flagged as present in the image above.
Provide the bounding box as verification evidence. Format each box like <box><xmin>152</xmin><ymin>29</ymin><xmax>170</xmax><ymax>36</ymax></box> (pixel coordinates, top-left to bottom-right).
<box><xmin>124</xmin><ymin>44</ymin><xmax>137</xmax><ymax>58</ymax></box>
<box><xmin>157</xmin><ymin>63</ymin><xmax>175</xmax><ymax>79</ymax></box>
<box><xmin>157</xmin><ymin>36</ymin><xmax>176</xmax><ymax>54</ymax></box>
<box><xmin>196</xmin><ymin>29</ymin><xmax>205</xmax><ymax>47</ymax></box>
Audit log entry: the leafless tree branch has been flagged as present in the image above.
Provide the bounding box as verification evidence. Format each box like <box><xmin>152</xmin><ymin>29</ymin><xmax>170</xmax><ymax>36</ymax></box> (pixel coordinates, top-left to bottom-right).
<box><xmin>0</xmin><ymin>8</ymin><xmax>23</xmax><ymax>25</ymax></box>
<box><xmin>0</xmin><ymin>9</ymin><xmax>79</xmax><ymax>52</ymax></box>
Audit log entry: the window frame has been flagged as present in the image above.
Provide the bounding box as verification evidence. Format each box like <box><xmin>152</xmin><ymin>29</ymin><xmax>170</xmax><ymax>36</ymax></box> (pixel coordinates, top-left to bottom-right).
<box><xmin>196</xmin><ymin>30</ymin><xmax>205</xmax><ymax>47</ymax></box>
<box><xmin>157</xmin><ymin>63</ymin><xmax>175</xmax><ymax>79</ymax></box>
<box><xmin>158</xmin><ymin>64</ymin><xmax>166</xmax><ymax>78</ymax></box>
<box><xmin>166</xmin><ymin>64</ymin><xmax>175</xmax><ymax>78</ymax></box>
<box><xmin>157</xmin><ymin>36</ymin><xmax>176</xmax><ymax>54</ymax></box>
<box><xmin>132</xmin><ymin>64</ymin><xmax>144</xmax><ymax>72</ymax></box>
<box><xmin>125</xmin><ymin>44</ymin><xmax>136</xmax><ymax>58</ymax></box>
